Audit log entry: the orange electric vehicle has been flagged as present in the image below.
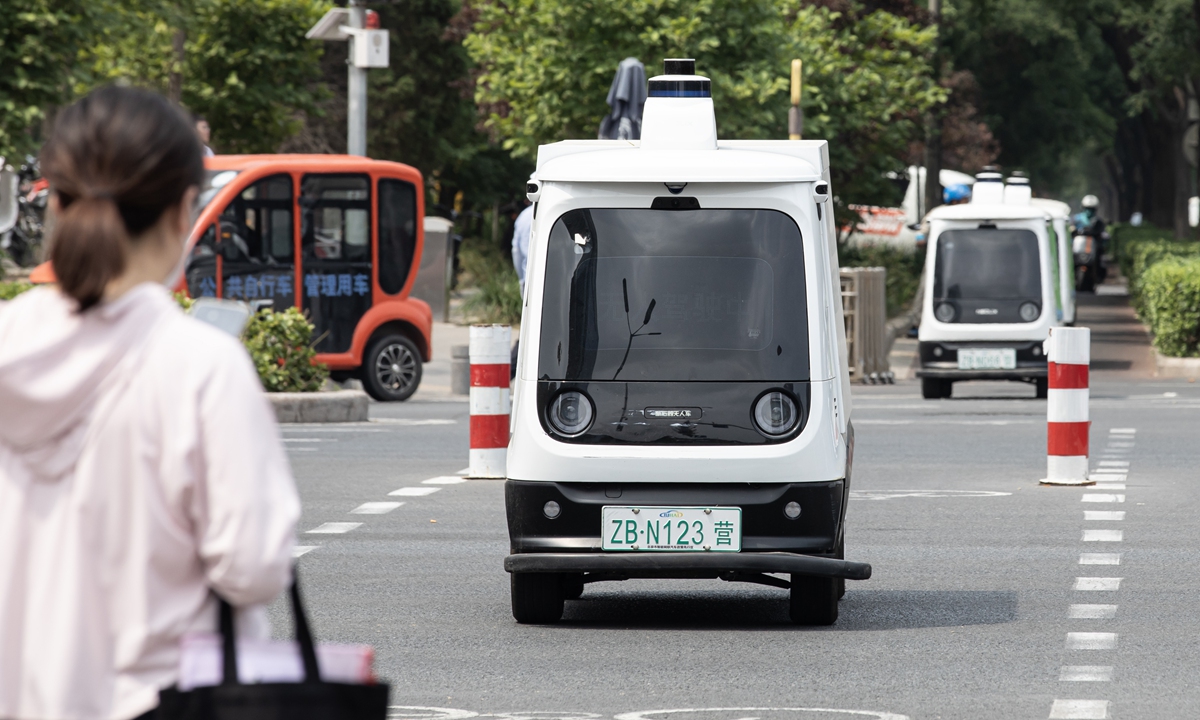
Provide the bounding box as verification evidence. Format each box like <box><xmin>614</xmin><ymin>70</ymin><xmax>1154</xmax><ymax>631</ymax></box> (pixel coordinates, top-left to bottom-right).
<box><xmin>188</xmin><ymin>155</ymin><xmax>432</xmax><ymax>401</ymax></box>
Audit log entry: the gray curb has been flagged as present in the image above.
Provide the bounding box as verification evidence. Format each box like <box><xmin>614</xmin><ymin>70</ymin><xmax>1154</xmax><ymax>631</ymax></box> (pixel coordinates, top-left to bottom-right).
<box><xmin>1156</xmin><ymin>351</ymin><xmax>1200</xmax><ymax>379</ymax></box>
<box><xmin>268</xmin><ymin>390</ymin><xmax>369</xmax><ymax>423</ymax></box>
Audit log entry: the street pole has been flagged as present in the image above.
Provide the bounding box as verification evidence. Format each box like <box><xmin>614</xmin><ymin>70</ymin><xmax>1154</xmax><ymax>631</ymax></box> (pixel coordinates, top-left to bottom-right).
<box><xmin>922</xmin><ymin>0</ymin><xmax>942</xmax><ymax>218</ymax></box>
<box><xmin>347</xmin><ymin>0</ymin><xmax>367</xmax><ymax>156</ymax></box>
<box><xmin>789</xmin><ymin>59</ymin><xmax>803</xmax><ymax>141</ymax></box>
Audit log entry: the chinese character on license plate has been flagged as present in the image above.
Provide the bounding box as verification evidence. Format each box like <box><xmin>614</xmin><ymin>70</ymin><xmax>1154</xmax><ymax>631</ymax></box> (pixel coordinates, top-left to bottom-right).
<box><xmin>601</xmin><ymin>506</ymin><xmax>742</xmax><ymax>552</ymax></box>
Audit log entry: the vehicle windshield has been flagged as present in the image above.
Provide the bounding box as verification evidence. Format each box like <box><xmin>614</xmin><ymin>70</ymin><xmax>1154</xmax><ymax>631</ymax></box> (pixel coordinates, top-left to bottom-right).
<box><xmin>538</xmin><ymin>208</ymin><xmax>809</xmax><ymax>382</ymax></box>
<box><xmin>196</xmin><ymin>169</ymin><xmax>240</xmax><ymax>214</ymax></box>
<box><xmin>934</xmin><ymin>228</ymin><xmax>1041</xmax><ymax>301</ymax></box>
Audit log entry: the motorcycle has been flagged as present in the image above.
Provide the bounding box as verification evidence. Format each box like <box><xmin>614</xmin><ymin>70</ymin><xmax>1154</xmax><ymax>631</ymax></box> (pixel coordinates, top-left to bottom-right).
<box><xmin>0</xmin><ymin>155</ymin><xmax>48</xmax><ymax>268</ymax></box>
<box><xmin>1072</xmin><ymin>227</ymin><xmax>1108</xmax><ymax>292</ymax></box>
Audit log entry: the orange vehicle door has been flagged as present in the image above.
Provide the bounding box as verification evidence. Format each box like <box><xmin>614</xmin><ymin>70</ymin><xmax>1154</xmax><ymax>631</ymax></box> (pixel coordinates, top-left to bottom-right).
<box><xmin>215</xmin><ymin>174</ymin><xmax>297</xmax><ymax>311</ymax></box>
<box><xmin>298</xmin><ymin>173</ymin><xmax>373</xmax><ymax>353</ymax></box>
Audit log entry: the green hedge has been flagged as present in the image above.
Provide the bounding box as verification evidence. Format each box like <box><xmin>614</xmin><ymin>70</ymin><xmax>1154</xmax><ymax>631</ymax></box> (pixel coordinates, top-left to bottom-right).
<box><xmin>1139</xmin><ymin>258</ymin><xmax>1200</xmax><ymax>357</ymax></box>
<box><xmin>1111</xmin><ymin>223</ymin><xmax>1200</xmax><ymax>357</ymax></box>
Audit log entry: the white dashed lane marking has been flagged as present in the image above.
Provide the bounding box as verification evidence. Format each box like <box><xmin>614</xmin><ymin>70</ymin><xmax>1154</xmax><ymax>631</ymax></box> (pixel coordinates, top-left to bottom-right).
<box><xmin>1082</xmin><ymin>494</ymin><xmax>1124</xmax><ymax>503</ymax></box>
<box><xmin>1069</xmin><ymin>604</ymin><xmax>1118</xmax><ymax>619</ymax></box>
<box><xmin>1066</xmin><ymin>632</ymin><xmax>1118</xmax><ymax>650</ymax></box>
<box><xmin>1074</xmin><ymin>577</ymin><xmax>1122</xmax><ymax>591</ymax></box>
<box><xmin>1097</xmin><ymin>460</ymin><xmax>1129</xmax><ymax>467</ymax></box>
<box><xmin>389</xmin><ymin>487</ymin><xmax>441</xmax><ymax>497</ymax></box>
<box><xmin>352</xmin><ymin>501</ymin><xmax>405</xmax><ymax>514</ymax></box>
<box><xmin>1048</xmin><ymin>698</ymin><xmax>1111</xmax><ymax>719</ymax></box>
<box><xmin>1084</xmin><ymin>511</ymin><xmax>1124</xmax><ymax>521</ymax></box>
<box><xmin>293</xmin><ymin>545</ymin><xmax>317</xmax><ymax>557</ymax></box>
<box><xmin>1059</xmin><ymin>666</ymin><xmax>1113</xmax><ymax>682</ymax></box>
<box><xmin>1109</xmin><ymin>428</ymin><xmax>1137</xmax><ymax>434</ymax></box>
<box><xmin>423</xmin><ymin>476</ymin><xmax>468</xmax><ymax>485</ymax></box>
<box><xmin>1082</xmin><ymin>529</ymin><xmax>1123</xmax><ymax>542</ymax></box>
<box><xmin>306</xmin><ymin>522</ymin><xmax>363</xmax><ymax>534</ymax></box>
<box><xmin>1079</xmin><ymin>553</ymin><xmax>1121</xmax><ymax>565</ymax></box>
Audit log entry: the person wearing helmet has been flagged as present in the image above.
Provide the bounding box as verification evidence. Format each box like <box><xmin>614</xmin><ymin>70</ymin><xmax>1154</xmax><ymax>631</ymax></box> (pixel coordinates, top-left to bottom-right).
<box><xmin>1072</xmin><ymin>194</ymin><xmax>1108</xmax><ymax>291</ymax></box>
<box><xmin>943</xmin><ymin>184</ymin><xmax>971</xmax><ymax>205</ymax></box>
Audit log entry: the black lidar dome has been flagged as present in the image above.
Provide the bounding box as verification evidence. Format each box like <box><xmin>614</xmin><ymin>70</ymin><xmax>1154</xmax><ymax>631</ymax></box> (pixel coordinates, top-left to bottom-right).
<box><xmin>663</xmin><ymin>58</ymin><xmax>696</xmax><ymax>76</ymax></box>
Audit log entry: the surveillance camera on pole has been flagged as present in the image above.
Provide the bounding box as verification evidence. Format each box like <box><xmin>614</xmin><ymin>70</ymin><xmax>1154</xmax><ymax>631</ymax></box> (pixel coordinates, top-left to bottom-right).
<box><xmin>306</xmin><ymin>3</ymin><xmax>389</xmax><ymax>156</ymax></box>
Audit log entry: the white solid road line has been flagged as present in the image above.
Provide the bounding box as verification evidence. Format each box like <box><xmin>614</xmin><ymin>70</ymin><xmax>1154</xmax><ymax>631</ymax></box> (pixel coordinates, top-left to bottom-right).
<box><xmin>1079</xmin><ymin>553</ymin><xmax>1121</xmax><ymax>565</ymax></box>
<box><xmin>1082</xmin><ymin>494</ymin><xmax>1124</xmax><ymax>503</ymax></box>
<box><xmin>423</xmin><ymin>476</ymin><xmax>468</xmax><ymax>485</ymax></box>
<box><xmin>389</xmin><ymin>487</ymin><xmax>441</xmax><ymax>497</ymax></box>
<box><xmin>293</xmin><ymin>545</ymin><xmax>318</xmax><ymax>557</ymax></box>
<box><xmin>1074</xmin><ymin>577</ymin><xmax>1122</xmax><ymax>591</ymax></box>
<box><xmin>306</xmin><ymin>522</ymin><xmax>363</xmax><ymax>534</ymax></box>
<box><xmin>1059</xmin><ymin>666</ymin><xmax>1114</xmax><ymax>682</ymax></box>
<box><xmin>352</xmin><ymin>501</ymin><xmax>405</xmax><ymax>514</ymax></box>
<box><xmin>1082</xmin><ymin>529</ymin><xmax>1123</xmax><ymax>542</ymax></box>
<box><xmin>1049</xmin><ymin>698</ymin><xmax>1111</xmax><ymax>719</ymax></box>
<box><xmin>1066</xmin><ymin>632</ymin><xmax>1118</xmax><ymax>650</ymax></box>
<box><xmin>1084</xmin><ymin>511</ymin><xmax>1125</xmax><ymax>521</ymax></box>
<box><xmin>1069</xmin><ymin>604</ymin><xmax>1118</xmax><ymax>618</ymax></box>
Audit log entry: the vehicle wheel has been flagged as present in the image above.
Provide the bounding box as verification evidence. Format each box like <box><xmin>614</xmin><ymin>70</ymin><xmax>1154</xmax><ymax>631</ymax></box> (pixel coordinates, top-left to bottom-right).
<box><xmin>835</xmin><ymin>538</ymin><xmax>846</xmax><ymax>601</ymax></box>
<box><xmin>789</xmin><ymin>575</ymin><xmax>839</xmax><ymax>625</ymax></box>
<box><xmin>921</xmin><ymin>378</ymin><xmax>949</xmax><ymax>400</ymax></box>
<box><xmin>363</xmin><ymin>334</ymin><xmax>422</xmax><ymax>402</ymax></box>
<box><xmin>1036</xmin><ymin>377</ymin><xmax>1049</xmax><ymax>399</ymax></box>
<box><xmin>563</xmin><ymin>574</ymin><xmax>585</xmax><ymax>600</ymax></box>
<box><xmin>511</xmin><ymin>573</ymin><xmax>564</xmax><ymax>624</ymax></box>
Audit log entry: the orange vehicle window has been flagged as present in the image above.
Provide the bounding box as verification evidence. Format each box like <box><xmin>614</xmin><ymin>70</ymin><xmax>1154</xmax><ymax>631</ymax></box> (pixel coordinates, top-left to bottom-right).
<box><xmin>378</xmin><ymin>178</ymin><xmax>417</xmax><ymax>295</ymax></box>
<box><xmin>300</xmin><ymin>174</ymin><xmax>372</xmax><ymax>354</ymax></box>
<box><xmin>185</xmin><ymin>224</ymin><xmax>218</xmax><ymax>298</ymax></box>
<box><xmin>217</xmin><ymin>174</ymin><xmax>295</xmax><ymax>311</ymax></box>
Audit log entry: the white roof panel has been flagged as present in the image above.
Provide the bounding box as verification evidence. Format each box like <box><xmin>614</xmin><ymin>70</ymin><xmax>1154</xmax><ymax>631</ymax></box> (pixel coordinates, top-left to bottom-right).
<box><xmin>535</xmin><ymin>139</ymin><xmax>825</xmax><ymax>183</ymax></box>
<box><xmin>927</xmin><ymin>202</ymin><xmax>1049</xmax><ymax>222</ymax></box>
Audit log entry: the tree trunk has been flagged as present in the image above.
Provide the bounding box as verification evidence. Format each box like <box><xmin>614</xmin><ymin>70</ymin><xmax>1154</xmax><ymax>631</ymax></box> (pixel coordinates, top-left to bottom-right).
<box><xmin>168</xmin><ymin>28</ymin><xmax>186</xmax><ymax>104</ymax></box>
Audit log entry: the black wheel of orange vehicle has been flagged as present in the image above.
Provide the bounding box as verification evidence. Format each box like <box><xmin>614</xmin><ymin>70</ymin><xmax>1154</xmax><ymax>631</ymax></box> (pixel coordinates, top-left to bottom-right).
<box><xmin>363</xmin><ymin>334</ymin><xmax>423</xmax><ymax>402</ymax></box>
<box><xmin>789</xmin><ymin>575</ymin><xmax>839</xmax><ymax>625</ymax></box>
<box><xmin>511</xmin><ymin>572</ymin><xmax>565</xmax><ymax>624</ymax></box>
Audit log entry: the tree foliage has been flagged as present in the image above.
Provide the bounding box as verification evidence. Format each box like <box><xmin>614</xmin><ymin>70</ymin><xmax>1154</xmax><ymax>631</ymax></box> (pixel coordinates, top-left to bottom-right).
<box><xmin>0</xmin><ymin>0</ymin><xmax>88</xmax><ymax>160</ymax></box>
<box><xmin>465</xmin><ymin>0</ymin><xmax>944</xmax><ymax>223</ymax></box>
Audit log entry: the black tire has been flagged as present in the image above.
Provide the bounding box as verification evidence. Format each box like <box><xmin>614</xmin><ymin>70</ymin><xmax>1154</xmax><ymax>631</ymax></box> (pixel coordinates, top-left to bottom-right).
<box><xmin>563</xmin><ymin>574</ymin><xmax>585</xmax><ymax>600</ymax></box>
<box><xmin>1036</xmin><ymin>377</ymin><xmax>1049</xmax><ymax>399</ymax></box>
<box><xmin>789</xmin><ymin>575</ymin><xmax>839</xmax><ymax>625</ymax></box>
<box><xmin>362</xmin><ymin>334</ymin><xmax>422</xmax><ymax>402</ymax></box>
<box><xmin>511</xmin><ymin>572</ymin><xmax>564</xmax><ymax>624</ymax></box>
<box><xmin>834</xmin><ymin>537</ymin><xmax>846</xmax><ymax>601</ymax></box>
<box><xmin>921</xmin><ymin>378</ymin><xmax>949</xmax><ymax>400</ymax></box>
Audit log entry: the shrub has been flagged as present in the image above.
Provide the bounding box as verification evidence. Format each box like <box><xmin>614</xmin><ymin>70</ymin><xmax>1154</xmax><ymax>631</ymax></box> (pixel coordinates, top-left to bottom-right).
<box><xmin>0</xmin><ymin>280</ymin><xmax>33</xmax><ymax>300</ymax></box>
<box><xmin>838</xmin><ymin>243</ymin><xmax>925</xmax><ymax>319</ymax></box>
<box><xmin>1139</xmin><ymin>257</ymin><xmax>1200</xmax><ymax>358</ymax></box>
<box><xmin>241</xmin><ymin>307</ymin><xmax>329</xmax><ymax>392</ymax></box>
<box><xmin>1111</xmin><ymin>224</ymin><xmax>1200</xmax><ymax>315</ymax></box>
<box><xmin>458</xmin><ymin>237</ymin><xmax>522</xmax><ymax>324</ymax></box>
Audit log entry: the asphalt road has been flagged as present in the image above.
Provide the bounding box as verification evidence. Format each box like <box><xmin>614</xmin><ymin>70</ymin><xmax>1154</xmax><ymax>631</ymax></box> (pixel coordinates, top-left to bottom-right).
<box><xmin>268</xmin><ymin>367</ymin><xmax>1200</xmax><ymax>720</ymax></box>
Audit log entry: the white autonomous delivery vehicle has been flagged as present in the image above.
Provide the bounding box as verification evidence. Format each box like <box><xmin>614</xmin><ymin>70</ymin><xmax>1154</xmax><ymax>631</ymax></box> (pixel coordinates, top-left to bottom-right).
<box><xmin>917</xmin><ymin>171</ymin><xmax>1069</xmax><ymax>399</ymax></box>
<box><xmin>503</xmin><ymin>59</ymin><xmax>870</xmax><ymax>626</ymax></box>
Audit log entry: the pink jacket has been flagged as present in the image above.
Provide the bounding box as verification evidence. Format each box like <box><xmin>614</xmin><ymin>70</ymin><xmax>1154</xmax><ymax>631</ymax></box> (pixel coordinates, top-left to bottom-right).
<box><xmin>0</xmin><ymin>284</ymin><xmax>300</xmax><ymax>719</ymax></box>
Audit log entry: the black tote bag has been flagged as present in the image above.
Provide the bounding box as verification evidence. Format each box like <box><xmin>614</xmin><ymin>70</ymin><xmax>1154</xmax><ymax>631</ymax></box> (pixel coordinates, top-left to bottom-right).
<box><xmin>157</xmin><ymin>572</ymin><xmax>389</xmax><ymax>720</ymax></box>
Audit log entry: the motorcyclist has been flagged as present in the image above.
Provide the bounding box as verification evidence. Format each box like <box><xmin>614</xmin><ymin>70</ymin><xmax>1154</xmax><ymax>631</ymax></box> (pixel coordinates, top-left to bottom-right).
<box><xmin>1072</xmin><ymin>194</ymin><xmax>1108</xmax><ymax>289</ymax></box>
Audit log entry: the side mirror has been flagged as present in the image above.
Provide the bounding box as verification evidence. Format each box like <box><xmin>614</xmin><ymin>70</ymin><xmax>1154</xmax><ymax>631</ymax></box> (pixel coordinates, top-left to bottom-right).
<box><xmin>526</xmin><ymin>180</ymin><xmax>541</xmax><ymax>203</ymax></box>
<box><xmin>813</xmin><ymin>182</ymin><xmax>830</xmax><ymax>203</ymax></box>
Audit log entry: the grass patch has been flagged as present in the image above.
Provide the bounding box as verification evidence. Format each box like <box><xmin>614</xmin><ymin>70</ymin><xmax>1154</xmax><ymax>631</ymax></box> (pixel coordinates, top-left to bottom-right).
<box><xmin>457</xmin><ymin>237</ymin><xmax>522</xmax><ymax>325</ymax></box>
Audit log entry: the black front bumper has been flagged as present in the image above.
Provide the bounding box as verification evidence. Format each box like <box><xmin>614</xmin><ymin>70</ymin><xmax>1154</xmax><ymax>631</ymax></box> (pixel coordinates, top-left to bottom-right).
<box><xmin>917</xmin><ymin>340</ymin><xmax>1047</xmax><ymax>381</ymax></box>
<box><xmin>505</xmin><ymin>551</ymin><xmax>871</xmax><ymax>580</ymax></box>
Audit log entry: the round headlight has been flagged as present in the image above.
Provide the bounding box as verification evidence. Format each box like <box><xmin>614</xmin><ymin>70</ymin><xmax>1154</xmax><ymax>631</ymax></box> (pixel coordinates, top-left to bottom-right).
<box><xmin>753</xmin><ymin>391</ymin><xmax>798</xmax><ymax>437</ymax></box>
<box><xmin>1019</xmin><ymin>302</ymin><xmax>1040</xmax><ymax>322</ymax></box>
<box><xmin>548</xmin><ymin>391</ymin><xmax>594</xmax><ymax>436</ymax></box>
<box><xmin>934</xmin><ymin>302</ymin><xmax>956</xmax><ymax>323</ymax></box>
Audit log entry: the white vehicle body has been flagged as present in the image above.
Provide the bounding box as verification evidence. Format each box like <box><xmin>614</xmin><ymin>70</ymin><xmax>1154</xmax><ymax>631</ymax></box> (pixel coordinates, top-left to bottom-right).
<box><xmin>916</xmin><ymin>175</ymin><xmax>1064</xmax><ymax>397</ymax></box>
<box><xmin>502</xmin><ymin>60</ymin><xmax>866</xmax><ymax>626</ymax></box>
<box><xmin>1031</xmin><ymin>197</ymin><xmax>1076</xmax><ymax>325</ymax></box>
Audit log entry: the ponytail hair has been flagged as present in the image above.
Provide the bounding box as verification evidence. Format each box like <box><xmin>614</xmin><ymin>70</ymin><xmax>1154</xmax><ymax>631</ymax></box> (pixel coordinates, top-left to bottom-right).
<box><xmin>41</xmin><ymin>86</ymin><xmax>205</xmax><ymax>311</ymax></box>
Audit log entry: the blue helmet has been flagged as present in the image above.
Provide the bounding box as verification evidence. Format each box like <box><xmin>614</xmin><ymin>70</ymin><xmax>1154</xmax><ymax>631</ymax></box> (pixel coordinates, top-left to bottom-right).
<box><xmin>943</xmin><ymin>184</ymin><xmax>971</xmax><ymax>203</ymax></box>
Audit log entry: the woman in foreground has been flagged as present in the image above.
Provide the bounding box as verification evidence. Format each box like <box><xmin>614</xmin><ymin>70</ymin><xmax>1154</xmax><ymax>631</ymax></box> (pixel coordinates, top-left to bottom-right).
<box><xmin>0</xmin><ymin>86</ymin><xmax>300</xmax><ymax>719</ymax></box>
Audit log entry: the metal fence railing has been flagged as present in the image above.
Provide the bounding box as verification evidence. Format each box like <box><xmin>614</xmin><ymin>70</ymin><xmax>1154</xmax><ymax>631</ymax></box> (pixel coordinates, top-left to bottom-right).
<box><xmin>840</xmin><ymin>267</ymin><xmax>893</xmax><ymax>384</ymax></box>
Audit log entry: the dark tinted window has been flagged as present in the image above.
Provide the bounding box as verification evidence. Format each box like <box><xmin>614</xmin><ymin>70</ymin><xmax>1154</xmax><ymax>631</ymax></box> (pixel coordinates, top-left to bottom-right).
<box><xmin>934</xmin><ymin>229</ymin><xmax>1041</xmax><ymax>300</ymax></box>
<box><xmin>378</xmin><ymin>179</ymin><xmax>417</xmax><ymax>294</ymax></box>
<box><xmin>539</xmin><ymin>208</ymin><xmax>808</xmax><ymax>382</ymax></box>
<box><xmin>300</xmin><ymin>174</ymin><xmax>372</xmax><ymax>353</ymax></box>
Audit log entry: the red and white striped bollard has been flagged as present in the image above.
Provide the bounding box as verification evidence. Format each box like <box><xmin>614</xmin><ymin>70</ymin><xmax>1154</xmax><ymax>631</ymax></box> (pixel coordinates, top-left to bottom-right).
<box><xmin>469</xmin><ymin>324</ymin><xmax>511</xmax><ymax>478</ymax></box>
<box><xmin>1041</xmin><ymin>326</ymin><xmax>1092</xmax><ymax>486</ymax></box>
